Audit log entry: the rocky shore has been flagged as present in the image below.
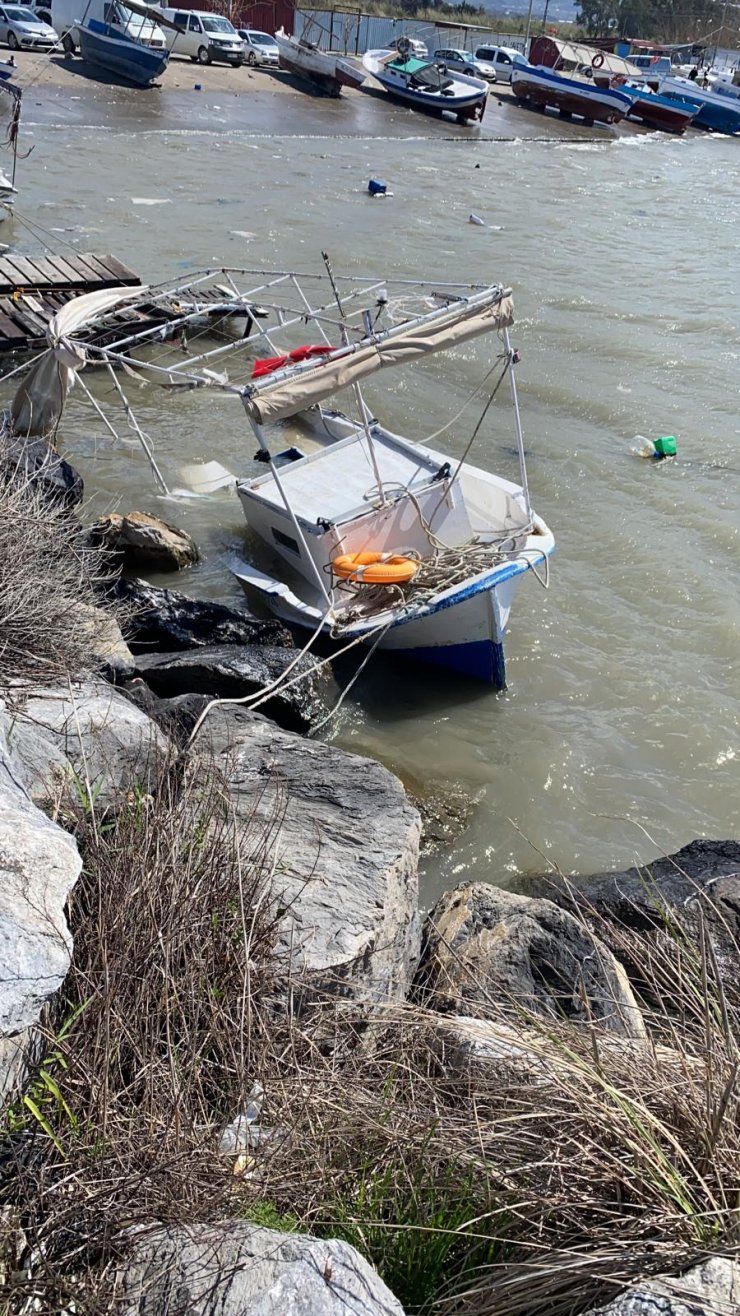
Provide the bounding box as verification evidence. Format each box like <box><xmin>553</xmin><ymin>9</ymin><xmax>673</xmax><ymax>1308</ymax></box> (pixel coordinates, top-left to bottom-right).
<box><xmin>1</xmin><ymin>436</ymin><xmax>739</xmax><ymax>1316</ymax></box>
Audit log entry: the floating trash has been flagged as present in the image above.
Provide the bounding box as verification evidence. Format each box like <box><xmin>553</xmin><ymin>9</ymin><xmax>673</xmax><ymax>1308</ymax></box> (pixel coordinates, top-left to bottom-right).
<box><xmin>469</xmin><ymin>212</ymin><xmax>485</xmax><ymax>226</ymax></box>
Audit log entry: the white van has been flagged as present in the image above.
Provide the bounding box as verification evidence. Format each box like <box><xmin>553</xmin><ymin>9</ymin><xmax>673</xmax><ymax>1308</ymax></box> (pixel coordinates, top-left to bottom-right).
<box><xmin>158</xmin><ymin>7</ymin><xmax>243</xmax><ymax>65</ymax></box>
<box><xmin>29</xmin><ymin>0</ymin><xmax>166</xmax><ymax>52</ymax></box>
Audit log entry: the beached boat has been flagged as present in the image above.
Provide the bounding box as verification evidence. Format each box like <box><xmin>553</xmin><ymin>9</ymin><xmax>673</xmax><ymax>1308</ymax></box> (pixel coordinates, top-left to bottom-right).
<box><xmin>511</xmin><ymin>64</ymin><xmax>632</xmax><ymax>124</ymax></box>
<box><xmin>619</xmin><ymin>79</ymin><xmax>700</xmax><ymax>132</ymax></box>
<box><xmin>9</xmin><ymin>267</ymin><xmax>553</xmax><ymax>688</ymax></box>
<box><xmin>274</xmin><ymin>27</ymin><xmax>364</xmax><ymax>96</ymax></box>
<box><xmin>659</xmin><ymin>75</ymin><xmax>740</xmax><ymax>133</ymax></box>
<box><xmin>77</xmin><ymin>0</ymin><xmax>172</xmax><ymax>86</ymax></box>
<box><xmin>362</xmin><ymin>45</ymin><xmax>488</xmax><ymax>121</ymax></box>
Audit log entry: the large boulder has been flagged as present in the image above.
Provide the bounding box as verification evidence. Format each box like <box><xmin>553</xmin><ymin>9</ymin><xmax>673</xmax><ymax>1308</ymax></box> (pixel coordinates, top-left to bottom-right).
<box><xmin>198</xmin><ymin>707</ymin><xmax>420</xmax><ymax>1006</ymax></box>
<box><xmin>415</xmin><ymin>884</ymin><xmax>645</xmax><ymax>1039</ymax></box>
<box><xmin>90</xmin><ymin>511</ymin><xmax>199</xmax><ymax>571</ymax></box>
<box><xmin>117</xmin><ymin>1221</ymin><xmax>405</xmax><ymax>1315</ymax></box>
<box><xmin>68</xmin><ymin>601</ymin><xmax>135</xmax><ymax>683</ymax></box>
<box><xmin>134</xmin><ymin>645</ymin><xmax>326</xmax><ymax>735</ymax></box>
<box><xmin>1</xmin><ymin>679</ymin><xmax>170</xmax><ymax>810</ymax></box>
<box><xmin>111</xmin><ymin>577</ymin><xmax>291</xmax><ymax>651</ymax></box>
<box><xmin>0</xmin><ymin>432</ymin><xmax>83</xmax><ymax>508</ymax></box>
<box><xmin>0</xmin><ymin>745</ymin><xmax>81</xmax><ymax>1101</ymax></box>
<box><xmin>584</xmin><ymin>1255</ymin><xmax>739</xmax><ymax>1316</ymax></box>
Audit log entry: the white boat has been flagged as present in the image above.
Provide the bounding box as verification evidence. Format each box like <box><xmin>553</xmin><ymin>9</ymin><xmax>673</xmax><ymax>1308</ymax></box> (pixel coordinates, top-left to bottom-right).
<box><xmin>274</xmin><ymin>27</ymin><xmax>364</xmax><ymax>96</ymax></box>
<box><xmin>362</xmin><ymin>45</ymin><xmax>488</xmax><ymax>122</ymax></box>
<box><xmin>7</xmin><ymin>267</ymin><xmax>554</xmax><ymax>688</ymax></box>
<box><xmin>511</xmin><ymin>63</ymin><xmax>632</xmax><ymax>124</ymax></box>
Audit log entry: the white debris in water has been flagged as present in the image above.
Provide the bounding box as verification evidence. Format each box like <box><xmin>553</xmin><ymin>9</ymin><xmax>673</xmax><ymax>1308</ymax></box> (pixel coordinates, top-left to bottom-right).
<box><xmin>131</xmin><ymin>197</ymin><xmax>171</xmax><ymax>206</ymax></box>
<box><xmin>469</xmin><ymin>212</ymin><xmax>485</xmax><ymax>226</ymax></box>
<box><xmin>229</xmin><ymin>230</ymin><xmax>256</xmax><ymax>239</ymax></box>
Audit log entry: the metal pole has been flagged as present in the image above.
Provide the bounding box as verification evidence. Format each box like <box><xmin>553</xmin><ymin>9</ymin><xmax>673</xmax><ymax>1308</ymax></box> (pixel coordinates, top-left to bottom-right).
<box><xmin>502</xmin><ymin>327</ymin><xmax>531</xmax><ymax>523</ymax></box>
<box><xmin>523</xmin><ymin>0</ymin><xmax>535</xmax><ymax>55</ymax></box>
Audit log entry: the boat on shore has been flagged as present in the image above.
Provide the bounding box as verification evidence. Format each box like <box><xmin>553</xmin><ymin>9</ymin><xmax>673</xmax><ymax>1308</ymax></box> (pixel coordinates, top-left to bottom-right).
<box><xmin>274</xmin><ymin>27</ymin><xmax>364</xmax><ymax>96</ymax></box>
<box><xmin>619</xmin><ymin>79</ymin><xmax>700</xmax><ymax>133</ymax></box>
<box><xmin>659</xmin><ymin>75</ymin><xmax>740</xmax><ymax>133</ymax></box>
<box><xmin>76</xmin><ymin>0</ymin><xmax>173</xmax><ymax>87</ymax></box>
<box><xmin>511</xmin><ymin>64</ymin><xmax>632</xmax><ymax>124</ymax></box>
<box><xmin>362</xmin><ymin>45</ymin><xmax>488</xmax><ymax>122</ymax></box>
<box><xmin>10</xmin><ymin>266</ymin><xmax>554</xmax><ymax>688</ymax></box>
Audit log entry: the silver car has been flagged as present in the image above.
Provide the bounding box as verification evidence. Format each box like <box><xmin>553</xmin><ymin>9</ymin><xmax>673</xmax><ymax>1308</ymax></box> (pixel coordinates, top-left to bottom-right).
<box><xmin>238</xmin><ymin>29</ymin><xmax>278</xmax><ymax>67</ymax></box>
<box><xmin>0</xmin><ymin>3</ymin><xmax>57</xmax><ymax>48</ymax></box>
<box><xmin>433</xmin><ymin>47</ymin><xmax>496</xmax><ymax>81</ymax></box>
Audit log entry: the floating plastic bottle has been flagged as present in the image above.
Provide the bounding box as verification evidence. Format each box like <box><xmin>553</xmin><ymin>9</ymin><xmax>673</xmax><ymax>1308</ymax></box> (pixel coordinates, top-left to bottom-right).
<box><xmin>631</xmin><ymin>435</ymin><xmax>677</xmax><ymax>461</ymax></box>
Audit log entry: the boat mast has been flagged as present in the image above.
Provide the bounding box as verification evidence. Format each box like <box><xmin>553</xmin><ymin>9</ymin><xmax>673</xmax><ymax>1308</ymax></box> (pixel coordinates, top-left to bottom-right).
<box><xmin>502</xmin><ymin>326</ymin><xmax>532</xmax><ymax>522</ymax></box>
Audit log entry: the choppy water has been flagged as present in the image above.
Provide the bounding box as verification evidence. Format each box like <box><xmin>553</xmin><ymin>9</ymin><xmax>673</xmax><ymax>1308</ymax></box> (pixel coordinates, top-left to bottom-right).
<box><xmin>5</xmin><ymin>89</ymin><xmax>740</xmax><ymax>902</ymax></box>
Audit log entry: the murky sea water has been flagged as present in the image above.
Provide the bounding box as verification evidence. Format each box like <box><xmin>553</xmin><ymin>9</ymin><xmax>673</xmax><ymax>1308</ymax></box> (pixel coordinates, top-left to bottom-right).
<box><xmin>7</xmin><ymin>89</ymin><xmax>740</xmax><ymax>901</ymax></box>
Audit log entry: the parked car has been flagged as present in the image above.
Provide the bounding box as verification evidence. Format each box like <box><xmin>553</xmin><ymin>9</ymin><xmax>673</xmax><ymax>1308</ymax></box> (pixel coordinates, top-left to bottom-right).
<box><xmin>238</xmin><ymin>28</ymin><xmax>278</xmax><ymax>66</ymax></box>
<box><xmin>473</xmin><ymin>45</ymin><xmax>529</xmax><ymax>83</ymax></box>
<box><xmin>0</xmin><ymin>3</ymin><xmax>56</xmax><ymax>49</ymax></box>
<box><xmin>160</xmin><ymin>8</ymin><xmax>244</xmax><ymax>65</ymax></box>
<box><xmin>389</xmin><ymin>35</ymin><xmax>427</xmax><ymax>59</ymax></box>
<box><xmin>433</xmin><ymin>46</ymin><xmax>496</xmax><ymax>81</ymax></box>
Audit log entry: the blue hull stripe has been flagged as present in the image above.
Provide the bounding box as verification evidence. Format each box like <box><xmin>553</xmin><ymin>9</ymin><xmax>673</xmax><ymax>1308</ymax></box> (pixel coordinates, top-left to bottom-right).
<box><xmin>402</xmin><ymin>639</ymin><xmax>506</xmax><ymax>687</ymax></box>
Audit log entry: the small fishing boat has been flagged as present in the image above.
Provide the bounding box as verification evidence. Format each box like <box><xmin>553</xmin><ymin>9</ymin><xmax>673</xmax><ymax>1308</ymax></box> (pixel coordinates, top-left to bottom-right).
<box><xmin>362</xmin><ymin>44</ymin><xmax>488</xmax><ymax>122</ymax></box>
<box><xmin>659</xmin><ymin>75</ymin><xmax>740</xmax><ymax>134</ymax></box>
<box><xmin>8</xmin><ymin>265</ymin><xmax>554</xmax><ymax>689</ymax></box>
<box><xmin>511</xmin><ymin>63</ymin><xmax>632</xmax><ymax>124</ymax></box>
<box><xmin>274</xmin><ymin>27</ymin><xmax>365</xmax><ymax>96</ymax></box>
<box><xmin>77</xmin><ymin>0</ymin><xmax>173</xmax><ymax>87</ymax></box>
<box><xmin>618</xmin><ymin>79</ymin><xmax>700</xmax><ymax>133</ymax></box>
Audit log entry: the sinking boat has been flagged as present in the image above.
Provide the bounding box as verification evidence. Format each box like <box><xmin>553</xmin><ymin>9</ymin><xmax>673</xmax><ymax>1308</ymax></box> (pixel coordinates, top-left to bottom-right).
<box><xmin>660</xmin><ymin>75</ymin><xmax>740</xmax><ymax>134</ymax></box>
<box><xmin>7</xmin><ymin>266</ymin><xmax>554</xmax><ymax>688</ymax></box>
<box><xmin>77</xmin><ymin>0</ymin><xmax>173</xmax><ymax>87</ymax></box>
<box><xmin>362</xmin><ymin>45</ymin><xmax>488</xmax><ymax>122</ymax></box>
<box><xmin>619</xmin><ymin>79</ymin><xmax>700</xmax><ymax>132</ymax></box>
<box><xmin>511</xmin><ymin>64</ymin><xmax>632</xmax><ymax>124</ymax></box>
<box><xmin>274</xmin><ymin>27</ymin><xmax>365</xmax><ymax>96</ymax></box>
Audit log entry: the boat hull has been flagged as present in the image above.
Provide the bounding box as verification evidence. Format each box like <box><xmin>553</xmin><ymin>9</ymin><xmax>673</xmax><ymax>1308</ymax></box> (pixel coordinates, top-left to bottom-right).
<box><xmin>78</xmin><ymin>23</ymin><xmax>169</xmax><ymax>86</ymax></box>
<box><xmin>275</xmin><ymin>30</ymin><xmax>364</xmax><ymax>96</ymax></box>
<box><xmin>660</xmin><ymin>76</ymin><xmax>740</xmax><ymax>133</ymax></box>
<box><xmin>624</xmin><ymin>90</ymin><xmax>699</xmax><ymax>132</ymax></box>
<box><xmin>511</xmin><ymin>65</ymin><xmax>631</xmax><ymax>123</ymax></box>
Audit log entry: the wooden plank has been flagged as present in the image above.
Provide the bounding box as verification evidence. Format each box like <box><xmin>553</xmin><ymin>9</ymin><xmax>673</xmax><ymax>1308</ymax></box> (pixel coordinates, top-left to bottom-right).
<box><xmin>0</xmin><ymin>297</ymin><xmax>40</xmax><ymax>336</ymax></box>
<box><xmin>35</xmin><ymin>253</ymin><xmax>92</xmax><ymax>288</ymax></box>
<box><xmin>0</xmin><ymin>308</ymin><xmax>27</xmax><ymax>340</ymax></box>
<box><xmin>91</xmin><ymin>252</ymin><xmax>140</xmax><ymax>285</ymax></box>
<box><xmin>65</xmin><ymin>252</ymin><xmax>110</xmax><ymax>284</ymax></box>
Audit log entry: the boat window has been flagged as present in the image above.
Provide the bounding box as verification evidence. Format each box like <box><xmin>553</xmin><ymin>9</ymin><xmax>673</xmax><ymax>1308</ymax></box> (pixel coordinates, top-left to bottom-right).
<box><xmin>409</xmin><ymin>63</ymin><xmax>454</xmax><ymax>90</ymax></box>
<box><xmin>272</xmin><ymin>527</ymin><xmax>300</xmax><ymax>556</ymax></box>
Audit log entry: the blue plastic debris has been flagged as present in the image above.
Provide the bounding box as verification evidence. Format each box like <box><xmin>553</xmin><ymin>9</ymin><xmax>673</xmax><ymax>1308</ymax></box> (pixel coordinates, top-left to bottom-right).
<box><xmin>368</xmin><ymin>178</ymin><xmax>387</xmax><ymax>196</ymax></box>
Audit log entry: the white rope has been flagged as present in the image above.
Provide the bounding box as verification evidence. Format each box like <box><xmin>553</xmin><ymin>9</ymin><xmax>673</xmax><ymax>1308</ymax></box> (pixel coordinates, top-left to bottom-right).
<box><xmin>308</xmin><ymin>622</ymin><xmax>392</xmax><ymax>737</ymax></box>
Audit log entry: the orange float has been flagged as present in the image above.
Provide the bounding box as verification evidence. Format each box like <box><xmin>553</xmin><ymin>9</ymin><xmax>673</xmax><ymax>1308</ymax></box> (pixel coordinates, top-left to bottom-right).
<box><xmin>332</xmin><ymin>551</ymin><xmax>419</xmax><ymax>586</ymax></box>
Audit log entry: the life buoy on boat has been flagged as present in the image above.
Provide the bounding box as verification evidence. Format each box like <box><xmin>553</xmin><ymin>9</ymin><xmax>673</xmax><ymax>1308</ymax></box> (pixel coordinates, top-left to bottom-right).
<box><xmin>332</xmin><ymin>551</ymin><xmax>419</xmax><ymax>585</ymax></box>
<box><xmin>591</xmin><ymin>52</ymin><xmax>605</xmax><ymax>69</ymax></box>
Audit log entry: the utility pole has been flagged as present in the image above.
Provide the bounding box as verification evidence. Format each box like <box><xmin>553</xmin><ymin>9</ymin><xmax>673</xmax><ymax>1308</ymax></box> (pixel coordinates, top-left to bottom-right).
<box><xmin>541</xmin><ymin>0</ymin><xmax>550</xmax><ymax>32</ymax></box>
<box><xmin>524</xmin><ymin>0</ymin><xmax>535</xmax><ymax>53</ymax></box>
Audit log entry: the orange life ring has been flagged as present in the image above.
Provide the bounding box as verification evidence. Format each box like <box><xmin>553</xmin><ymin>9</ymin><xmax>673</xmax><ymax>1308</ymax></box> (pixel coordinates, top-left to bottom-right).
<box><xmin>332</xmin><ymin>551</ymin><xmax>419</xmax><ymax>585</ymax></box>
<box><xmin>591</xmin><ymin>52</ymin><xmax>605</xmax><ymax>69</ymax></box>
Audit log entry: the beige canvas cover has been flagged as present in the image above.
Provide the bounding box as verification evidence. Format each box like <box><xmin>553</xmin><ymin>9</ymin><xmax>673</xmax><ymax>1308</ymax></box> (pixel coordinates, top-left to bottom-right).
<box><xmin>243</xmin><ymin>293</ymin><xmax>514</xmax><ymax>426</ymax></box>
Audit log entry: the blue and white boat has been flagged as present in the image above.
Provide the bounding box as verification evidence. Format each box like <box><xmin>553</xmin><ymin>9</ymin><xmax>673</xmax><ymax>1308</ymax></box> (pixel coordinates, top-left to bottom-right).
<box><xmin>77</xmin><ymin>0</ymin><xmax>171</xmax><ymax>86</ymax></box>
<box><xmin>619</xmin><ymin>79</ymin><xmax>700</xmax><ymax>133</ymax></box>
<box><xmin>362</xmin><ymin>44</ymin><xmax>489</xmax><ymax>122</ymax></box>
<box><xmin>660</xmin><ymin>75</ymin><xmax>740</xmax><ymax>134</ymax></box>
<box><xmin>511</xmin><ymin>64</ymin><xmax>632</xmax><ymax>123</ymax></box>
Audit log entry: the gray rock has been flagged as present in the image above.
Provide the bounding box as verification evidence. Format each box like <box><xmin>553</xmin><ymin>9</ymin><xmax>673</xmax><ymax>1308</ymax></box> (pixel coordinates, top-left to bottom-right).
<box><xmin>110</xmin><ymin>577</ymin><xmax>291</xmax><ymax>652</ymax></box>
<box><xmin>1</xmin><ymin>678</ymin><xmax>170</xmax><ymax>810</ymax></box>
<box><xmin>585</xmin><ymin>1255</ymin><xmax>739</xmax><ymax>1315</ymax></box>
<box><xmin>0</xmin><ymin>745</ymin><xmax>81</xmax><ymax>1101</ymax></box>
<box><xmin>0</xmin><ymin>433</ymin><xmax>83</xmax><ymax>508</ymax></box>
<box><xmin>68</xmin><ymin>601</ymin><xmax>135</xmax><ymax>682</ymax></box>
<box><xmin>415</xmin><ymin>883</ymin><xmax>645</xmax><ymax>1038</ymax></box>
<box><xmin>199</xmin><ymin>707</ymin><xmax>420</xmax><ymax>1006</ymax></box>
<box><xmin>118</xmin><ymin>1221</ymin><xmax>405</xmax><ymax>1315</ymax></box>
<box><xmin>90</xmin><ymin>510</ymin><xmax>199</xmax><ymax>571</ymax></box>
<box><xmin>135</xmin><ymin>646</ymin><xmax>326</xmax><ymax>735</ymax></box>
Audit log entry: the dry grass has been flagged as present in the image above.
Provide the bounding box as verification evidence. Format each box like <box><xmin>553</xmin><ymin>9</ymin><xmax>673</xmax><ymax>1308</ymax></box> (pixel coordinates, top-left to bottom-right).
<box><xmin>1</xmin><ymin>760</ymin><xmax>739</xmax><ymax>1315</ymax></box>
<box><xmin>0</xmin><ymin>472</ymin><xmax>115</xmax><ymax>689</ymax></box>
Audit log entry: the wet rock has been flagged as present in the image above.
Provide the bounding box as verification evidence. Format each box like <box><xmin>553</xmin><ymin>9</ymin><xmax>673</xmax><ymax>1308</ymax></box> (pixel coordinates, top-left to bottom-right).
<box><xmin>583</xmin><ymin>1255</ymin><xmax>739</xmax><ymax>1316</ymax></box>
<box><xmin>0</xmin><ymin>433</ymin><xmax>83</xmax><ymax>508</ymax></box>
<box><xmin>0</xmin><ymin>743</ymin><xmax>82</xmax><ymax>1101</ymax></box>
<box><xmin>199</xmin><ymin>707</ymin><xmax>420</xmax><ymax>1008</ymax></box>
<box><xmin>2</xmin><ymin>678</ymin><xmax>170</xmax><ymax>810</ymax></box>
<box><xmin>90</xmin><ymin>511</ymin><xmax>199</xmax><ymax>571</ymax></box>
<box><xmin>134</xmin><ymin>645</ymin><xmax>325</xmax><ymax>734</ymax></box>
<box><xmin>118</xmin><ymin>1221</ymin><xmax>406</xmax><ymax>1316</ymax></box>
<box><xmin>111</xmin><ymin>577</ymin><xmax>291</xmax><ymax>651</ymax></box>
<box><xmin>121</xmin><ymin>685</ymin><xmax>211</xmax><ymax>746</ymax></box>
<box><xmin>415</xmin><ymin>883</ymin><xmax>646</xmax><ymax>1039</ymax></box>
<box><xmin>407</xmin><ymin>779</ymin><xmax>475</xmax><ymax>855</ymax></box>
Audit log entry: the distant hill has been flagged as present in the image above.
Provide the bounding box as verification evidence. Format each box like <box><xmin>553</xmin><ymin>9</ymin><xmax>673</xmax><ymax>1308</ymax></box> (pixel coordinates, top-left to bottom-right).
<box><xmin>477</xmin><ymin>0</ymin><xmax>580</xmax><ymax>21</ymax></box>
